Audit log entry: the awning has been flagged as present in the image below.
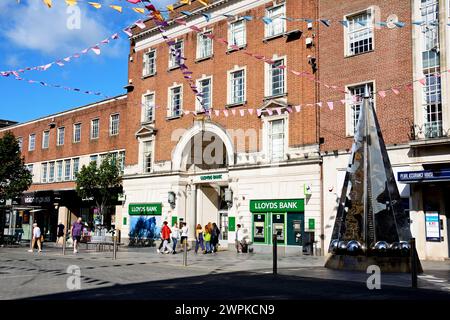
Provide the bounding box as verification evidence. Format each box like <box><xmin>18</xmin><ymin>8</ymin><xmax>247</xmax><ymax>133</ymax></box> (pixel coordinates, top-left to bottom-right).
<box><xmin>398</xmin><ymin>169</ymin><xmax>450</xmax><ymax>184</ymax></box>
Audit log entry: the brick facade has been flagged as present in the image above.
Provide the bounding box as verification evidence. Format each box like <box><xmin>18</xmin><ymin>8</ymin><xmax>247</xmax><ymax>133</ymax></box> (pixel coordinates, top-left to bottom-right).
<box><xmin>318</xmin><ymin>0</ymin><xmax>414</xmax><ymax>152</ymax></box>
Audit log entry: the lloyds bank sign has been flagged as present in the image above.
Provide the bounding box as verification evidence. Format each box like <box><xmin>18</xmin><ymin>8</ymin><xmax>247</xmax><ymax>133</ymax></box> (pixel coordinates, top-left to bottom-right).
<box><xmin>250</xmin><ymin>199</ymin><xmax>304</xmax><ymax>213</ymax></box>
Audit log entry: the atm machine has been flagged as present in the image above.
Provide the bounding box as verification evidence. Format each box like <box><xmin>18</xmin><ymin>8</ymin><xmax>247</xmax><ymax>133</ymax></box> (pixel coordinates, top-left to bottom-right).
<box><xmin>253</xmin><ymin>214</ymin><xmax>266</xmax><ymax>243</ymax></box>
<box><xmin>272</xmin><ymin>214</ymin><xmax>285</xmax><ymax>244</ymax></box>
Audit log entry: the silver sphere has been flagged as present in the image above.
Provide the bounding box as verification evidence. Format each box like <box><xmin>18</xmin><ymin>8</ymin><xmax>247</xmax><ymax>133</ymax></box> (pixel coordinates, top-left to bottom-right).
<box><xmin>373</xmin><ymin>241</ymin><xmax>389</xmax><ymax>251</ymax></box>
<box><xmin>346</xmin><ymin>240</ymin><xmax>362</xmax><ymax>254</ymax></box>
<box><xmin>338</xmin><ymin>241</ymin><xmax>348</xmax><ymax>251</ymax></box>
<box><xmin>329</xmin><ymin>239</ymin><xmax>339</xmax><ymax>253</ymax></box>
<box><xmin>399</xmin><ymin>241</ymin><xmax>410</xmax><ymax>251</ymax></box>
<box><xmin>390</xmin><ymin>242</ymin><xmax>401</xmax><ymax>250</ymax></box>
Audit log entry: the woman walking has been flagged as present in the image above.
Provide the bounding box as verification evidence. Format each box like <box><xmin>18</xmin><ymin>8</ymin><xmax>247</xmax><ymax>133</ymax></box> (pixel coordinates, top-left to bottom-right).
<box><xmin>28</xmin><ymin>223</ymin><xmax>42</xmax><ymax>253</ymax></box>
<box><xmin>171</xmin><ymin>222</ymin><xmax>180</xmax><ymax>254</ymax></box>
<box><xmin>211</xmin><ymin>222</ymin><xmax>220</xmax><ymax>253</ymax></box>
<box><xmin>203</xmin><ymin>224</ymin><xmax>212</xmax><ymax>254</ymax></box>
<box><xmin>195</xmin><ymin>224</ymin><xmax>204</xmax><ymax>254</ymax></box>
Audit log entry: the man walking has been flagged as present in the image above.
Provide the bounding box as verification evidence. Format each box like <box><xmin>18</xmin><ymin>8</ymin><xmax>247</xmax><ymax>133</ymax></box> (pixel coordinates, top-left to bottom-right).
<box><xmin>28</xmin><ymin>223</ymin><xmax>42</xmax><ymax>253</ymax></box>
<box><xmin>158</xmin><ymin>221</ymin><xmax>172</xmax><ymax>254</ymax></box>
<box><xmin>71</xmin><ymin>217</ymin><xmax>83</xmax><ymax>254</ymax></box>
<box><xmin>180</xmin><ymin>222</ymin><xmax>189</xmax><ymax>251</ymax></box>
<box><xmin>56</xmin><ymin>222</ymin><xmax>65</xmax><ymax>247</ymax></box>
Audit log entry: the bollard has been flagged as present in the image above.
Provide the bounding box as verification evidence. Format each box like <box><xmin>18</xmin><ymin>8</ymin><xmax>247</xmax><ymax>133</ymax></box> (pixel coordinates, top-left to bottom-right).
<box><xmin>183</xmin><ymin>240</ymin><xmax>187</xmax><ymax>266</ymax></box>
<box><xmin>410</xmin><ymin>238</ymin><xmax>417</xmax><ymax>289</ymax></box>
<box><xmin>113</xmin><ymin>235</ymin><xmax>117</xmax><ymax>260</ymax></box>
<box><xmin>62</xmin><ymin>231</ymin><xmax>66</xmax><ymax>255</ymax></box>
<box><xmin>273</xmin><ymin>234</ymin><xmax>277</xmax><ymax>275</ymax></box>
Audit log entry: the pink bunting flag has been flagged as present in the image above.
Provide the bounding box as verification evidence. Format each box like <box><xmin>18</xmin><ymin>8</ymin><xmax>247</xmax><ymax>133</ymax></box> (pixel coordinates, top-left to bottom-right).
<box><xmin>286</xmin><ymin>107</ymin><xmax>292</xmax><ymax>113</ymax></box>
<box><xmin>276</xmin><ymin>107</ymin><xmax>282</xmax><ymax>115</ymax></box>
<box><xmin>63</xmin><ymin>57</ymin><xmax>71</xmax><ymax>62</ymax></box>
<box><xmin>216</xmin><ymin>38</ymin><xmax>228</xmax><ymax>45</ymax></box>
<box><xmin>327</xmin><ymin>101</ymin><xmax>334</xmax><ymax>110</ymax></box>
<box><xmin>206</xmin><ymin>33</ymin><xmax>215</xmax><ymax>39</ymax></box>
<box><xmin>378</xmin><ymin>91</ymin><xmax>387</xmax><ymax>98</ymax></box>
<box><xmin>111</xmin><ymin>33</ymin><xmax>119</xmax><ymax>40</ymax></box>
<box><xmin>324</xmin><ymin>84</ymin><xmax>330</xmax><ymax>89</ymax></box>
<box><xmin>316</xmin><ymin>102</ymin><xmax>323</xmax><ymax>108</ymax></box>
<box><xmin>123</xmin><ymin>28</ymin><xmax>133</xmax><ymax>37</ymax></box>
<box><xmin>72</xmin><ymin>53</ymin><xmax>80</xmax><ymax>58</ymax></box>
<box><xmin>392</xmin><ymin>88</ymin><xmax>400</xmax><ymax>95</ymax></box>
<box><xmin>257</xmin><ymin>109</ymin><xmax>262</xmax><ymax>117</ymax></box>
<box><xmin>291</xmin><ymin>70</ymin><xmax>303</xmax><ymax>76</ymax></box>
<box><xmin>229</xmin><ymin>44</ymin><xmax>240</xmax><ymax>51</ymax></box>
<box><xmin>189</xmin><ymin>25</ymin><xmax>202</xmax><ymax>32</ymax></box>
<box><xmin>101</xmin><ymin>39</ymin><xmax>110</xmax><ymax>44</ymax></box>
<box><xmin>231</xmin><ymin>109</ymin><xmax>236</xmax><ymax>116</ymax></box>
<box><xmin>42</xmin><ymin>63</ymin><xmax>53</xmax><ymax>70</ymax></box>
<box><xmin>126</xmin><ymin>0</ymin><xmax>141</xmax><ymax>4</ymax></box>
<box><xmin>294</xmin><ymin>105</ymin><xmax>301</xmax><ymax>112</ymax></box>
<box><xmin>267</xmin><ymin>109</ymin><xmax>273</xmax><ymax>116</ymax></box>
<box><xmin>418</xmin><ymin>78</ymin><xmax>426</xmax><ymax>86</ymax></box>
<box><xmin>135</xmin><ymin>20</ymin><xmax>146</xmax><ymax>29</ymax></box>
<box><xmin>215</xmin><ymin>110</ymin><xmax>220</xmax><ymax>117</ymax></box>
<box><xmin>340</xmin><ymin>99</ymin><xmax>346</xmax><ymax>105</ymax></box>
<box><xmin>248</xmin><ymin>109</ymin><xmax>254</xmax><ymax>115</ymax></box>
<box><xmin>405</xmin><ymin>84</ymin><xmax>413</xmax><ymax>91</ymax></box>
<box><xmin>223</xmin><ymin>110</ymin><xmax>229</xmax><ymax>117</ymax></box>
<box><xmin>91</xmin><ymin>46</ymin><xmax>101</xmax><ymax>55</ymax></box>
<box><xmin>175</xmin><ymin>18</ymin><xmax>187</xmax><ymax>25</ymax></box>
<box><xmin>277</xmin><ymin>65</ymin><xmax>287</xmax><ymax>70</ymax></box>
<box><xmin>81</xmin><ymin>48</ymin><xmax>89</xmax><ymax>54</ymax></box>
<box><xmin>12</xmin><ymin>71</ymin><xmax>19</xmax><ymax>77</ymax></box>
<box><xmin>239</xmin><ymin>109</ymin><xmax>245</xmax><ymax>117</ymax></box>
<box><xmin>56</xmin><ymin>61</ymin><xmax>64</xmax><ymax>67</ymax></box>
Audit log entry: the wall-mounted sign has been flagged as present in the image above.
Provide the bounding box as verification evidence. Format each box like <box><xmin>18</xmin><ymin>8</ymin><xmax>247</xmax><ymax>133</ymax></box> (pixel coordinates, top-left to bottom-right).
<box><xmin>250</xmin><ymin>199</ymin><xmax>304</xmax><ymax>213</ymax></box>
<box><xmin>398</xmin><ymin>170</ymin><xmax>450</xmax><ymax>183</ymax></box>
<box><xmin>193</xmin><ymin>173</ymin><xmax>228</xmax><ymax>184</ymax></box>
<box><xmin>425</xmin><ymin>212</ymin><xmax>441</xmax><ymax>242</ymax></box>
<box><xmin>308</xmin><ymin>218</ymin><xmax>315</xmax><ymax>230</ymax></box>
<box><xmin>129</xmin><ymin>203</ymin><xmax>162</xmax><ymax>215</ymax></box>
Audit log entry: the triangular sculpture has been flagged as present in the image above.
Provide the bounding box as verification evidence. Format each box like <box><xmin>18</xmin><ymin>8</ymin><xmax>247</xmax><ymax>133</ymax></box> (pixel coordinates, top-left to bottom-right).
<box><xmin>325</xmin><ymin>86</ymin><xmax>420</xmax><ymax>272</ymax></box>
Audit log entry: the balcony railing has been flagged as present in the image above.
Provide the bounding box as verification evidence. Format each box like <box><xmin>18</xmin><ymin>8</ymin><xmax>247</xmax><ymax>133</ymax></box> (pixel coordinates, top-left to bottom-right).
<box><xmin>410</xmin><ymin>121</ymin><xmax>450</xmax><ymax>141</ymax></box>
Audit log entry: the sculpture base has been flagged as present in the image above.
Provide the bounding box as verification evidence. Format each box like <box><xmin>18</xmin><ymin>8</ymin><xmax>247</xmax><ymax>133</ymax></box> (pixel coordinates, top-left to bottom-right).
<box><xmin>325</xmin><ymin>254</ymin><xmax>423</xmax><ymax>273</ymax></box>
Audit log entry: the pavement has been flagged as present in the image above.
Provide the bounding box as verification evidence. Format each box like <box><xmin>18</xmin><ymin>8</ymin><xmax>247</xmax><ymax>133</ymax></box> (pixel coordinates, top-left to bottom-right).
<box><xmin>0</xmin><ymin>245</ymin><xmax>449</xmax><ymax>300</ymax></box>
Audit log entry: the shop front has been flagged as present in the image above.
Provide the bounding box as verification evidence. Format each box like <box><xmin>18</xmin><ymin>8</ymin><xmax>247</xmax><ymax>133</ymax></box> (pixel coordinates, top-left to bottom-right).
<box><xmin>126</xmin><ymin>202</ymin><xmax>163</xmax><ymax>245</ymax></box>
<box><xmin>398</xmin><ymin>168</ymin><xmax>450</xmax><ymax>260</ymax></box>
<box><xmin>250</xmin><ymin>199</ymin><xmax>311</xmax><ymax>254</ymax></box>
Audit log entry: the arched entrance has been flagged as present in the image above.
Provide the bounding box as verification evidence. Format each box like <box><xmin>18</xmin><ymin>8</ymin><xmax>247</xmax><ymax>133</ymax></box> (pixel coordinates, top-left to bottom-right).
<box><xmin>172</xmin><ymin>121</ymin><xmax>234</xmax><ymax>244</ymax></box>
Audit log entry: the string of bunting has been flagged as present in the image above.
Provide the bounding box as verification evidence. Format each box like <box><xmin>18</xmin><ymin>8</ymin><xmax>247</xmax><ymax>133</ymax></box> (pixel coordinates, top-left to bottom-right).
<box><xmin>36</xmin><ymin>0</ymin><xmax>449</xmax><ymax>29</ymax></box>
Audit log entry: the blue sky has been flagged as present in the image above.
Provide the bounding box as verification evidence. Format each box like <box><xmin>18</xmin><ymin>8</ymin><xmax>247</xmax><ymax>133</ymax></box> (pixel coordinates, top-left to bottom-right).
<box><xmin>0</xmin><ymin>0</ymin><xmax>171</xmax><ymax>123</ymax></box>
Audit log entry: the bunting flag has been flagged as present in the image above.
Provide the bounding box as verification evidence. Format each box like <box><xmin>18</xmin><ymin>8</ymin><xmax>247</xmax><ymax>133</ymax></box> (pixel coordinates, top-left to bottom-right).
<box><xmin>88</xmin><ymin>2</ymin><xmax>101</xmax><ymax>9</ymax></box>
<box><xmin>327</xmin><ymin>101</ymin><xmax>334</xmax><ymax>110</ymax></box>
<box><xmin>133</xmin><ymin>8</ymin><xmax>145</xmax><ymax>14</ymax></box>
<box><xmin>180</xmin><ymin>0</ymin><xmax>191</xmax><ymax>4</ymax></box>
<box><xmin>167</xmin><ymin>5</ymin><xmax>174</xmax><ymax>11</ymax></box>
<box><xmin>135</xmin><ymin>20</ymin><xmax>146</xmax><ymax>29</ymax></box>
<box><xmin>110</xmin><ymin>5</ymin><xmax>122</xmax><ymax>12</ymax></box>
<box><xmin>91</xmin><ymin>46</ymin><xmax>101</xmax><ymax>55</ymax></box>
<box><xmin>198</xmin><ymin>0</ymin><xmax>209</xmax><ymax>6</ymax></box>
<box><xmin>43</xmin><ymin>0</ymin><xmax>52</xmax><ymax>8</ymax></box>
<box><xmin>65</xmin><ymin>0</ymin><xmax>77</xmax><ymax>5</ymax></box>
<box><xmin>127</xmin><ymin>0</ymin><xmax>142</xmax><ymax>4</ymax></box>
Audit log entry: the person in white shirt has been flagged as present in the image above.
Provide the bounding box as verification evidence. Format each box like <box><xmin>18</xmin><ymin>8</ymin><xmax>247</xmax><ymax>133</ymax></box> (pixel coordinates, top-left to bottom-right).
<box><xmin>180</xmin><ymin>222</ymin><xmax>189</xmax><ymax>250</ymax></box>
<box><xmin>171</xmin><ymin>223</ymin><xmax>181</xmax><ymax>254</ymax></box>
<box><xmin>28</xmin><ymin>223</ymin><xmax>42</xmax><ymax>253</ymax></box>
<box><xmin>235</xmin><ymin>224</ymin><xmax>244</xmax><ymax>253</ymax></box>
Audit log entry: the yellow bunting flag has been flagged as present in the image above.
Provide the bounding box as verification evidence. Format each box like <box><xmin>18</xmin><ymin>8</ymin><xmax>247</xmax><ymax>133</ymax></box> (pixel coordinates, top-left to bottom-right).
<box><xmin>180</xmin><ymin>0</ymin><xmax>191</xmax><ymax>4</ymax></box>
<box><xmin>110</xmin><ymin>5</ymin><xmax>123</xmax><ymax>13</ymax></box>
<box><xmin>166</xmin><ymin>5</ymin><xmax>174</xmax><ymax>11</ymax></box>
<box><xmin>65</xmin><ymin>0</ymin><xmax>77</xmax><ymax>5</ymax></box>
<box><xmin>132</xmin><ymin>8</ymin><xmax>145</xmax><ymax>14</ymax></box>
<box><xmin>198</xmin><ymin>0</ymin><xmax>209</xmax><ymax>6</ymax></box>
<box><xmin>88</xmin><ymin>2</ymin><xmax>101</xmax><ymax>9</ymax></box>
<box><xmin>42</xmin><ymin>0</ymin><xmax>52</xmax><ymax>8</ymax></box>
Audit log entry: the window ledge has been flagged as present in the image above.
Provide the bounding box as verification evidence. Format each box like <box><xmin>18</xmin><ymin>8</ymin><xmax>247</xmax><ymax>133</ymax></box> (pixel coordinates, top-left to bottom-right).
<box><xmin>142</xmin><ymin>72</ymin><xmax>157</xmax><ymax>79</ymax></box>
<box><xmin>166</xmin><ymin>114</ymin><xmax>183</xmax><ymax>121</ymax></box>
<box><xmin>141</xmin><ymin>120</ymin><xmax>155</xmax><ymax>125</ymax></box>
<box><xmin>344</xmin><ymin>49</ymin><xmax>374</xmax><ymax>58</ymax></box>
<box><xmin>226</xmin><ymin>44</ymin><xmax>247</xmax><ymax>54</ymax></box>
<box><xmin>226</xmin><ymin>101</ymin><xmax>246</xmax><ymax>108</ymax></box>
<box><xmin>263</xmin><ymin>93</ymin><xmax>287</xmax><ymax>101</ymax></box>
<box><xmin>195</xmin><ymin>55</ymin><xmax>213</xmax><ymax>63</ymax></box>
<box><xmin>168</xmin><ymin>65</ymin><xmax>181</xmax><ymax>72</ymax></box>
<box><xmin>263</xmin><ymin>33</ymin><xmax>284</xmax><ymax>43</ymax></box>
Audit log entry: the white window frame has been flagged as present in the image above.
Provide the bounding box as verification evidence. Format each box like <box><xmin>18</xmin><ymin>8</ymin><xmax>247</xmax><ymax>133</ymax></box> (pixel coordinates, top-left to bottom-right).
<box><xmin>196</xmin><ymin>29</ymin><xmax>213</xmax><ymax>59</ymax></box>
<box><xmin>195</xmin><ymin>75</ymin><xmax>213</xmax><ymax>112</ymax></box>
<box><xmin>48</xmin><ymin>161</ymin><xmax>55</xmax><ymax>183</ymax></box>
<box><xmin>118</xmin><ymin>151</ymin><xmax>125</xmax><ymax>173</ymax></box>
<box><xmin>344</xmin><ymin>8</ymin><xmax>374</xmax><ymax>57</ymax></box>
<box><xmin>141</xmin><ymin>139</ymin><xmax>154</xmax><ymax>174</ymax></box>
<box><xmin>264</xmin><ymin>56</ymin><xmax>287</xmax><ymax>97</ymax></box>
<box><xmin>167</xmin><ymin>84</ymin><xmax>183</xmax><ymax>117</ymax></box>
<box><xmin>56</xmin><ymin>160</ymin><xmax>63</xmax><ymax>182</ymax></box>
<box><xmin>142</xmin><ymin>92</ymin><xmax>156</xmax><ymax>123</ymax></box>
<box><xmin>345</xmin><ymin>81</ymin><xmax>376</xmax><ymax>136</ymax></box>
<box><xmin>64</xmin><ymin>159</ymin><xmax>71</xmax><ymax>181</ymax></box>
<box><xmin>91</xmin><ymin>118</ymin><xmax>99</xmax><ymax>140</ymax></box>
<box><xmin>110</xmin><ymin>113</ymin><xmax>120</xmax><ymax>136</ymax></box>
<box><xmin>263</xmin><ymin>114</ymin><xmax>289</xmax><ymax>162</ymax></box>
<box><xmin>169</xmin><ymin>39</ymin><xmax>184</xmax><ymax>69</ymax></box>
<box><xmin>265</xmin><ymin>3</ymin><xmax>286</xmax><ymax>38</ymax></box>
<box><xmin>42</xmin><ymin>131</ymin><xmax>49</xmax><ymax>149</ymax></box>
<box><xmin>28</xmin><ymin>134</ymin><xmax>35</xmax><ymax>151</ymax></box>
<box><xmin>41</xmin><ymin>163</ymin><xmax>48</xmax><ymax>183</ymax></box>
<box><xmin>228</xmin><ymin>18</ymin><xmax>246</xmax><ymax>48</ymax></box>
<box><xmin>57</xmin><ymin>127</ymin><xmax>65</xmax><ymax>146</ymax></box>
<box><xmin>227</xmin><ymin>66</ymin><xmax>247</xmax><ymax>105</ymax></box>
<box><xmin>72</xmin><ymin>158</ymin><xmax>80</xmax><ymax>180</ymax></box>
<box><xmin>73</xmin><ymin>123</ymin><xmax>81</xmax><ymax>143</ymax></box>
<box><xmin>143</xmin><ymin>49</ymin><xmax>157</xmax><ymax>77</ymax></box>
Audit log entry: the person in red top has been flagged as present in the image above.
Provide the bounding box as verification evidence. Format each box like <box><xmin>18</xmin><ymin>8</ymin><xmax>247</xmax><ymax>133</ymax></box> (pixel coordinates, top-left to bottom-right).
<box><xmin>158</xmin><ymin>221</ymin><xmax>172</xmax><ymax>254</ymax></box>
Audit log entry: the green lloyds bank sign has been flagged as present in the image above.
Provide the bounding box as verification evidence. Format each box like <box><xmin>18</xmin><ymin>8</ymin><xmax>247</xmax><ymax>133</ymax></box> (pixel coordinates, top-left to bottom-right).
<box><xmin>250</xmin><ymin>199</ymin><xmax>304</xmax><ymax>213</ymax></box>
<box><xmin>129</xmin><ymin>203</ymin><xmax>162</xmax><ymax>215</ymax></box>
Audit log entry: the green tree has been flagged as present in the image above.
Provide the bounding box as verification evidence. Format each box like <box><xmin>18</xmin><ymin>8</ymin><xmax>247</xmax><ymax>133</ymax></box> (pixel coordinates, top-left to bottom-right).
<box><xmin>0</xmin><ymin>131</ymin><xmax>32</xmax><ymax>200</ymax></box>
<box><xmin>75</xmin><ymin>154</ymin><xmax>123</xmax><ymax>224</ymax></box>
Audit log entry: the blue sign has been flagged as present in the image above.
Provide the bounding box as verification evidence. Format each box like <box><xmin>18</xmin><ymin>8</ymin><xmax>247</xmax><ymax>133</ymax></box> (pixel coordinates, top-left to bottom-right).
<box><xmin>425</xmin><ymin>212</ymin><xmax>441</xmax><ymax>242</ymax></box>
<box><xmin>398</xmin><ymin>169</ymin><xmax>450</xmax><ymax>183</ymax></box>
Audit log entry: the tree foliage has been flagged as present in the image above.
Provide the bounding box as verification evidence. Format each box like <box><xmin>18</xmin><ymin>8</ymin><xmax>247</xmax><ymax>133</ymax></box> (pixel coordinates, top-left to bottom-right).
<box><xmin>0</xmin><ymin>131</ymin><xmax>32</xmax><ymax>200</ymax></box>
<box><xmin>75</xmin><ymin>154</ymin><xmax>123</xmax><ymax>220</ymax></box>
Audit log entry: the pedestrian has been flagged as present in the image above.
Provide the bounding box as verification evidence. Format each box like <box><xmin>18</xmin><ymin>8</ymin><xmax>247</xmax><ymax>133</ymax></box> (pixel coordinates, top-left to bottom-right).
<box><xmin>171</xmin><ymin>222</ymin><xmax>180</xmax><ymax>254</ymax></box>
<box><xmin>71</xmin><ymin>217</ymin><xmax>83</xmax><ymax>254</ymax></box>
<box><xmin>180</xmin><ymin>222</ymin><xmax>189</xmax><ymax>250</ymax></box>
<box><xmin>203</xmin><ymin>224</ymin><xmax>212</xmax><ymax>254</ymax></box>
<box><xmin>211</xmin><ymin>222</ymin><xmax>220</xmax><ymax>253</ymax></box>
<box><xmin>56</xmin><ymin>222</ymin><xmax>65</xmax><ymax>246</ymax></box>
<box><xmin>235</xmin><ymin>224</ymin><xmax>244</xmax><ymax>253</ymax></box>
<box><xmin>28</xmin><ymin>223</ymin><xmax>42</xmax><ymax>253</ymax></box>
<box><xmin>158</xmin><ymin>221</ymin><xmax>172</xmax><ymax>254</ymax></box>
<box><xmin>195</xmin><ymin>224</ymin><xmax>205</xmax><ymax>254</ymax></box>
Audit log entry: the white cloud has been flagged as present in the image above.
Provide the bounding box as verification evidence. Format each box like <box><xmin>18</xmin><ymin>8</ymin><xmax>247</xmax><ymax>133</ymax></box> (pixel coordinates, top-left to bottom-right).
<box><xmin>1</xmin><ymin>1</ymin><xmax>114</xmax><ymax>55</ymax></box>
